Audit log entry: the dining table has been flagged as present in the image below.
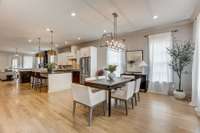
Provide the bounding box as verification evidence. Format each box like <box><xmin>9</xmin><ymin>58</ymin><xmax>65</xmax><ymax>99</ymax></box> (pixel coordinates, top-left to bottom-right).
<box><xmin>85</xmin><ymin>77</ymin><xmax>135</xmax><ymax>117</ymax></box>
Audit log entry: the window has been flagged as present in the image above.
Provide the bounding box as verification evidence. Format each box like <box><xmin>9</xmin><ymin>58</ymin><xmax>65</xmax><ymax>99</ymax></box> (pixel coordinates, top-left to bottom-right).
<box><xmin>149</xmin><ymin>32</ymin><xmax>172</xmax><ymax>83</ymax></box>
<box><xmin>12</xmin><ymin>58</ymin><xmax>18</xmax><ymax>69</ymax></box>
<box><xmin>107</xmin><ymin>48</ymin><xmax>123</xmax><ymax>77</ymax></box>
<box><xmin>23</xmin><ymin>56</ymin><xmax>33</xmax><ymax>68</ymax></box>
<box><xmin>49</xmin><ymin>55</ymin><xmax>55</xmax><ymax>63</ymax></box>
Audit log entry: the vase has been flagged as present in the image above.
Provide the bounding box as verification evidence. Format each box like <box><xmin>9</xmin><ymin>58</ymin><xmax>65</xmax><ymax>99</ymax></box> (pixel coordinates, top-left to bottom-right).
<box><xmin>48</xmin><ymin>68</ymin><xmax>53</xmax><ymax>73</ymax></box>
<box><xmin>108</xmin><ymin>73</ymin><xmax>115</xmax><ymax>81</ymax></box>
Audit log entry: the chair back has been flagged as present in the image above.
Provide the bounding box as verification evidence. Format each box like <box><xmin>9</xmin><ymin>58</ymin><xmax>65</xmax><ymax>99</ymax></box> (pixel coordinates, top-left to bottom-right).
<box><xmin>71</xmin><ymin>83</ymin><xmax>92</xmax><ymax>106</ymax></box>
<box><xmin>97</xmin><ymin>76</ymin><xmax>106</xmax><ymax>79</ymax></box>
<box><xmin>135</xmin><ymin>78</ymin><xmax>141</xmax><ymax>93</ymax></box>
<box><xmin>124</xmin><ymin>81</ymin><xmax>135</xmax><ymax>99</ymax></box>
<box><xmin>35</xmin><ymin>72</ymin><xmax>41</xmax><ymax>78</ymax></box>
<box><xmin>122</xmin><ymin>75</ymin><xmax>135</xmax><ymax>79</ymax></box>
<box><xmin>85</xmin><ymin>77</ymin><xmax>96</xmax><ymax>81</ymax></box>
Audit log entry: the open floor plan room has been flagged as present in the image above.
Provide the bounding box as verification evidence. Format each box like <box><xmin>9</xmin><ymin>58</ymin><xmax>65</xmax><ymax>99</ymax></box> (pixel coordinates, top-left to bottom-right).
<box><xmin>0</xmin><ymin>0</ymin><xmax>200</xmax><ymax>133</ymax></box>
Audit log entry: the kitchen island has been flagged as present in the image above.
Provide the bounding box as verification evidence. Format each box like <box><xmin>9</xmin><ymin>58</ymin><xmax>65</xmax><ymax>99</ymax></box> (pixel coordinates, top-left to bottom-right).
<box><xmin>47</xmin><ymin>72</ymin><xmax>72</xmax><ymax>93</ymax></box>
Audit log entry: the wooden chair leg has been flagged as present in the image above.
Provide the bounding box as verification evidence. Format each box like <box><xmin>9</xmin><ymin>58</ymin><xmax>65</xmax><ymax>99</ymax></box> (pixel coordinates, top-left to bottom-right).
<box><xmin>103</xmin><ymin>101</ymin><xmax>106</xmax><ymax>116</ymax></box>
<box><xmin>73</xmin><ymin>101</ymin><xmax>76</xmax><ymax>116</ymax></box>
<box><xmin>138</xmin><ymin>93</ymin><xmax>140</xmax><ymax>102</ymax></box>
<box><xmin>89</xmin><ymin>107</ymin><xmax>93</xmax><ymax>126</ymax></box>
<box><xmin>135</xmin><ymin>95</ymin><xmax>138</xmax><ymax>106</ymax></box>
<box><xmin>131</xmin><ymin>97</ymin><xmax>134</xmax><ymax>109</ymax></box>
<box><xmin>115</xmin><ymin>99</ymin><xmax>118</xmax><ymax>107</ymax></box>
<box><xmin>125</xmin><ymin>100</ymin><xmax>128</xmax><ymax>116</ymax></box>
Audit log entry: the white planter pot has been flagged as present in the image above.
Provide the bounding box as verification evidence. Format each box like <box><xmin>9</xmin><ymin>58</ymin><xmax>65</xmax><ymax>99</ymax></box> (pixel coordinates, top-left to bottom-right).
<box><xmin>173</xmin><ymin>90</ymin><xmax>186</xmax><ymax>99</ymax></box>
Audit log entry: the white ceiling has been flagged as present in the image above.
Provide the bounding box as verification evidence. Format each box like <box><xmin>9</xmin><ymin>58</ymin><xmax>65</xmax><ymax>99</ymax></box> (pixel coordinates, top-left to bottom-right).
<box><xmin>0</xmin><ymin>0</ymin><xmax>199</xmax><ymax>54</ymax></box>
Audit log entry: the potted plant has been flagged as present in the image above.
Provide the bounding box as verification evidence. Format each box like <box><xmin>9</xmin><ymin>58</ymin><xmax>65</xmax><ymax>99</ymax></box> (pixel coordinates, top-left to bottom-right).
<box><xmin>104</xmin><ymin>65</ymin><xmax>117</xmax><ymax>81</ymax></box>
<box><xmin>46</xmin><ymin>63</ymin><xmax>56</xmax><ymax>73</ymax></box>
<box><xmin>167</xmin><ymin>40</ymin><xmax>194</xmax><ymax>99</ymax></box>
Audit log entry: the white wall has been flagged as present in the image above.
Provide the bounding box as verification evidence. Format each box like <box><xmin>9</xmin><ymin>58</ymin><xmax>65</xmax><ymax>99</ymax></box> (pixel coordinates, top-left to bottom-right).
<box><xmin>0</xmin><ymin>52</ymin><xmax>13</xmax><ymax>71</ymax></box>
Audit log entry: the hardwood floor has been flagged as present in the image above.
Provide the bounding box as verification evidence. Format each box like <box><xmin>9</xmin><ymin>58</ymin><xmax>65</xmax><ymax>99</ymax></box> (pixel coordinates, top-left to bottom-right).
<box><xmin>0</xmin><ymin>81</ymin><xmax>199</xmax><ymax>133</ymax></box>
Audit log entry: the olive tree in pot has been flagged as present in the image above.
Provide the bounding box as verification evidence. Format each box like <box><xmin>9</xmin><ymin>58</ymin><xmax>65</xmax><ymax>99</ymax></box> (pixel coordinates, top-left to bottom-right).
<box><xmin>167</xmin><ymin>40</ymin><xmax>194</xmax><ymax>99</ymax></box>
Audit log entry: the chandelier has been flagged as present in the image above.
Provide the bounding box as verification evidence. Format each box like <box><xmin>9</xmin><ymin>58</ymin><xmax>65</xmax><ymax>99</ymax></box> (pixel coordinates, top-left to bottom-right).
<box><xmin>100</xmin><ymin>13</ymin><xmax>126</xmax><ymax>51</ymax></box>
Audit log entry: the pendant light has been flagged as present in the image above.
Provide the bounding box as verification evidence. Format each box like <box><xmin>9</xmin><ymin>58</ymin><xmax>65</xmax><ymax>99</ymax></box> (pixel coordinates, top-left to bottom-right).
<box><xmin>48</xmin><ymin>30</ymin><xmax>57</xmax><ymax>56</ymax></box>
<box><xmin>14</xmin><ymin>48</ymin><xmax>19</xmax><ymax>57</ymax></box>
<box><xmin>99</xmin><ymin>13</ymin><xmax>126</xmax><ymax>51</ymax></box>
<box><xmin>35</xmin><ymin>37</ymin><xmax>43</xmax><ymax>58</ymax></box>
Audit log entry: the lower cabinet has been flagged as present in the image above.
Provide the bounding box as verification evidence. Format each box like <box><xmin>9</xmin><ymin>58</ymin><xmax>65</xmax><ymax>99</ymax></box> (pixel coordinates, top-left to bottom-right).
<box><xmin>72</xmin><ymin>71</ymin><xmax>80</xmax><ymax>84</ymax></box>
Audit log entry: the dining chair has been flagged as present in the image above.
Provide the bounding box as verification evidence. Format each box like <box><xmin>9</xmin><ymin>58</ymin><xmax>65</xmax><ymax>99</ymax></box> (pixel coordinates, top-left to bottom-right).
<box><xmin>97</xmin><ymin>76</ymin><xmax>106</xmax><ymax>79</ymax></box>
<box><xmin>133</xmin><ymin>78</ymin><xmax>142</xmax><ymax>106</ymax></box>
<box><xmin>121</xmin><ymin>75</ymin><xmax>135</xmax><ymax>79</ymax></box>
<box><xmin>71</xmin><ymin>83</ymin><xmax>106</xmax><ymax>126</ymax></box>
<box><xmin>111</xmin><ymin>81</ymin><xmax>136</xmax><ymax>115</ymax></box>
<box><xmin>85</xmin><ymin>77</ymin><xmax>96</xmax><ymax>81</ymax></box>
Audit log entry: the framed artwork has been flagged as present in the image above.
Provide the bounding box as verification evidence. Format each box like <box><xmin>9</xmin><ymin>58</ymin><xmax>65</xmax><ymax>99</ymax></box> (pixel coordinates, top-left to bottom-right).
<box><xmin>126</xmin><ymin>50</ymin><xmax>143</xmax><ymax>72</ymax></box>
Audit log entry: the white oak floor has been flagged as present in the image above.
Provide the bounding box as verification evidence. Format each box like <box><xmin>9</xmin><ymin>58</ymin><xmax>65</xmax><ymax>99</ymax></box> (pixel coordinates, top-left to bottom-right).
<box><xmin>0</xmin><ymin>81</ymin><xmax>199</xmax><ymax>133</ymax></box>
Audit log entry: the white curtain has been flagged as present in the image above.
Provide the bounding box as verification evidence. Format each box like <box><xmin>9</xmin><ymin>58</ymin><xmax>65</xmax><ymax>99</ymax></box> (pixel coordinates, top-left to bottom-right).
<box><xmin>23</xmin><ymin>56</ymin><xmax>33</xmax><ymax>68</ymax></box>
<box><xmin>107</xmin><ymin>48</ymin><xmax>124</xmax><ymax>77</ymax></box>
<box><xmin>191</xmin><ymin>13</ymin><xmax>200</xmax><ymax>114</ymax></box>
<box><xmin>148</xmin><ymin>32</ymin><xmax>173</xmax><ymax>95</ymax></box>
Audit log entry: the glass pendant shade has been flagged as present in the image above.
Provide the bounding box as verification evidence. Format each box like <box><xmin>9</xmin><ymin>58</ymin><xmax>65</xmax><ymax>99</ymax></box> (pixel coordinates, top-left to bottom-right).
<box><xmin>35</xmin><ymin>37</ymin><xmax>43</xmax><ymax>58</ymax></box>
<box><xmin>48</xmin><ymin>50</ymin><xmax>57</xmax><ymax>56</ymax></box>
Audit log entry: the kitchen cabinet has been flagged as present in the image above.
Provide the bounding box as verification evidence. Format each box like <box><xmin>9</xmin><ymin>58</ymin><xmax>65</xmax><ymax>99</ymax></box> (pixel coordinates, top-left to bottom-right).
<box><xmin>80</xmin><ymin>47</ymin><xmax>92</xmax><ymax>57</ymax></box>
<box><xmin>57</xmin><ymin>53</ymin><xmax>67</xmax><ymax>65</ymax></box>
<box><xmin>72</xmin><ymin>70</ymin><xmax>80</xmax><ymax>83</ymax></box>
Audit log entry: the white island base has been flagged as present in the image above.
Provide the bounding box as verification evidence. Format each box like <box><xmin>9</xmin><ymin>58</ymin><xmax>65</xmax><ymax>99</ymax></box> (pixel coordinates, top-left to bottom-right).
<box><xmin>48</xmin><ymin>72</ymin><xmax>72</xmax><ymax>93</ymax></box>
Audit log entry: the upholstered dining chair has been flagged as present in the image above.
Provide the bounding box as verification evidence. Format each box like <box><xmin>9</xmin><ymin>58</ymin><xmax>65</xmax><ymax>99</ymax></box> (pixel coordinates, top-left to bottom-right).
<box><xmin>111</xmin><ymin>81</ymin><xmax>136</xmax><ymax>115</ymax></box>
<box><xmin>133</xmin><ymin>78</ymin><xmax>142</xmax><ymax>106</ymax></box>
<box><xmin>71</xmin><ymin>83</ymin><xmax>106</xmax><ymax>126</ymax></box>
<box><xmin>121</xmin><ymin>75</ymin><xmax>135</xmax><ymax>79</ymax></box>
<box><xmin>85</xmin><ymin>77</ymin><xmax>96</xmax><ymax>81</ymax></box>
<box><xmin>97</xmin><ymin>76</ymin><xmax>106</xmax><ymax>79</ymax></box>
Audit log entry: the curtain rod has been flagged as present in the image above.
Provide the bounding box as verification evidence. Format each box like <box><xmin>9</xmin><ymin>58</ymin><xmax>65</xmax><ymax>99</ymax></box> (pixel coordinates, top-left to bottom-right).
<box><xmin>144</xmin><ymin>29</ymin><xmax>178</xmax><ymax>38</ymax></box>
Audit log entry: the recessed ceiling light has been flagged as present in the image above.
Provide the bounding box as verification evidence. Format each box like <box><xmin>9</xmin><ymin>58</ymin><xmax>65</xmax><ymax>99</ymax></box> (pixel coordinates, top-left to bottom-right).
<box><xmin>153</xmin><ymin>15</ymin><xmax>158</xmax><ymax>20</ymax></box>
<box><xmin>71</xmin><ymin>12</ymin><xmax>76</xmax><ymax>17</ymax></box>
<box><xmin>28</xmin><ymin>39</ymin><xmax>32</xmax><ymax>43</ymax></box>
<box><xmin>46</xmin><ymin>28</ymin><xmax>50</xmax><ymax>32</ymax></box>
<box><xmin>103</xmin><ymin>30</ymin><xmax>107</xmax><ymax>33</ymax></box>
<box><xmin>77</xmin><ymin>37</ymin><xmax>81</xmax><ymax>40</ymax></box>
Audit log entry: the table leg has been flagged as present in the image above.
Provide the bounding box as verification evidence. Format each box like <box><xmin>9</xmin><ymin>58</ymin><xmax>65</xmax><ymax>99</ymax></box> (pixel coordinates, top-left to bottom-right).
<box><xmin>108</xmin><ymin>90</ymin><xmax>111</xmax><ymax>117</ymax></box>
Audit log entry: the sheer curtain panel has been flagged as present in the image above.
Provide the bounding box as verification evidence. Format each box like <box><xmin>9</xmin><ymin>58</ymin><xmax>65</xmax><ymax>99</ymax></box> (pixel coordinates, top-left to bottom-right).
<box><xmin>148</xmin><ymin>32</ymin><xmax>173</xmax><ymax>95</ymax></box>
<box><xmin>191</xmin><ymin>13</ymin><xmax>200</xmax><ymax>115</ymax></box>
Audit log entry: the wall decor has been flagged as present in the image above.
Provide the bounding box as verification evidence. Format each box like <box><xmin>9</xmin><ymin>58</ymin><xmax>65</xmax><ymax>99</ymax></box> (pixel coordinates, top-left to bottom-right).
<box><xmin>126</xmin><ymin>50</ymin><xmax>143</xmax><ymax>72</ymax></box>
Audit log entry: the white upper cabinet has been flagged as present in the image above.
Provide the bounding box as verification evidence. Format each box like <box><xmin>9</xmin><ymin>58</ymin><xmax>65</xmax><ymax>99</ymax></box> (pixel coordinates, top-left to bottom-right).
<box><xmin>57</xmin><ymin>52</ymin><xmax>67</xmax><ymax>65</ymax></box>
<box><xmin>80</xmin><ymin>47</ymin><xmax>91</xmax><ymax>57</ymax></box>
<box><xmin>66</xmin><ymin>46</ymin><xmax>78</xmax><ymax>59</ymax></box>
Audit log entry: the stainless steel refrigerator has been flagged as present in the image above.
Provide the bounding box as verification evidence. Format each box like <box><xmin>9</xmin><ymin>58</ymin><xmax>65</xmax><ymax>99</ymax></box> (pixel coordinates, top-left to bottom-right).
<box><xmin>80</xmin><ymin>57</ymin><xmax>91</xmax><ymax>84</ymax></box>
